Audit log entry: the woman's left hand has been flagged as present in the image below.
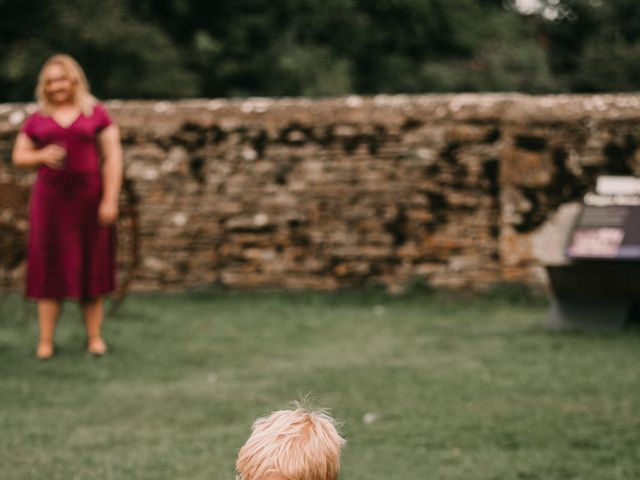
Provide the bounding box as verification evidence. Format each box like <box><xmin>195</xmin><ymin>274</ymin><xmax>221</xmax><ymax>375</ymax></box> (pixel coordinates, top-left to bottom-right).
<box><xmin>98</xmin><ymin>200</ymin><xmax>119</xmax><ymax>226</ymax></box>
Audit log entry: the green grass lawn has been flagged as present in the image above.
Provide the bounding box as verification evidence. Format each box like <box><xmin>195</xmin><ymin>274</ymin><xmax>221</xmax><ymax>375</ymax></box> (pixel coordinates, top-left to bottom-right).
<box><xmin>1</xmin><ymin>289</ymin><xmax>639</xmax><ymax>480</ymax></box>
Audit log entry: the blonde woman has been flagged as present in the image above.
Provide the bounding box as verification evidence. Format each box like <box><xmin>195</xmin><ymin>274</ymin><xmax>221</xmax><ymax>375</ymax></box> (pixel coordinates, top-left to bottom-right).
<box><xmin>12</xmin><ymin>54</ymin><xmax>122</xmax><ymax>359</ymax></box>
<box><xmin>236</xmin><ymin>404</ymin><xmax>346</xmax><ymax>480</ymax></box>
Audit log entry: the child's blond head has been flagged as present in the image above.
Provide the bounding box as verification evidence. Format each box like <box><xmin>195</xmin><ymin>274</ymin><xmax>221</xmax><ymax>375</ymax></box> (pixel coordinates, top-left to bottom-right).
<box><xmin>236</xmin><ymin>404</ymin><xmax>345</xmax><ymax>480</ymax></box>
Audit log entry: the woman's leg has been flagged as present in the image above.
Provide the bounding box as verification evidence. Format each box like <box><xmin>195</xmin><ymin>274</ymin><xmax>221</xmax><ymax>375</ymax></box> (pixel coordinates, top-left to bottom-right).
<box><xmin>82</xmin><ymin>296</ymin><xmax>107</xmax><ymax>355</ymax></box>
<box><xmin>37</xmin><ymin>299</ymin><xmax>61</xmax><ymax>359</ymax></box>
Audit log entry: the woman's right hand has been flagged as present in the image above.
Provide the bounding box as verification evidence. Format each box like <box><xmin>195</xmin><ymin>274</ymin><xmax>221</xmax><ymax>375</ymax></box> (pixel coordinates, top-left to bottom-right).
<box><xmin>39</xmin><ymin>144</ymin><xmax>66</xmax><ymax>168</ymax></box>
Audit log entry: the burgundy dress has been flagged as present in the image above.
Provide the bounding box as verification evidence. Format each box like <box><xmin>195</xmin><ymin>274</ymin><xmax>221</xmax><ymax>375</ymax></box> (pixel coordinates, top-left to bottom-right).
<box><xmin>21</xmin><ymin>104</ymin><xmax>116</xmax><ymax>300</ymax></box>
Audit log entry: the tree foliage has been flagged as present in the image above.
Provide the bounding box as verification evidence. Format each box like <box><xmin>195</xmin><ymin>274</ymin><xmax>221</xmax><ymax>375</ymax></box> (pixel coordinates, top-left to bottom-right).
<box><xmin>0</xmin><ymin>0</ymin><xmax>637</xmax><ymax>101</ymax></box>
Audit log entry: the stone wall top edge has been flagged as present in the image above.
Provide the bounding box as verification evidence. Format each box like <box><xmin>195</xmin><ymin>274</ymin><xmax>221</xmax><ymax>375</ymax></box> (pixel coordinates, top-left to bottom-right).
<box><xmin>3</xmin><ymin>92</ymin><xmax>640</xmax><ymax>106</ymax></box>
<box><xmin>3</xmin><ymin>94</ymin><xmax>640</xmax><ymax>132</ymax></box>
<box><xmin>104</xmin><ymin>93</ymin><xmax>640</xmax><ymax>117</ymax></box>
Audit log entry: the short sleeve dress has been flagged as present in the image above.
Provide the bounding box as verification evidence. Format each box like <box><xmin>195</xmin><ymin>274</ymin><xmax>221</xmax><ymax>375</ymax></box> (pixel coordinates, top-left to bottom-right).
<box><xmin>21</xmin><ymin>104</ymin><xmax>116</xmax><ymax>300</ymax></box>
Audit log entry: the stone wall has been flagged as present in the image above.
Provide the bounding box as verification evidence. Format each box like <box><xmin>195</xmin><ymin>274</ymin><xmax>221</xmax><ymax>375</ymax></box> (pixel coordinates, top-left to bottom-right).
<box><xmin>2</xmin><ymin>94</ymin><xmax>640</xmax><ymax>293</ymax></box>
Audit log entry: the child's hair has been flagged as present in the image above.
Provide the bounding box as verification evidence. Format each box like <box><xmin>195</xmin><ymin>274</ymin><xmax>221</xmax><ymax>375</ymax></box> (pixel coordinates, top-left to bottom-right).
<box><xmin>236</xmin><ymin>403</ymin><xmax>346</xmax><ymax>480</ymax></box>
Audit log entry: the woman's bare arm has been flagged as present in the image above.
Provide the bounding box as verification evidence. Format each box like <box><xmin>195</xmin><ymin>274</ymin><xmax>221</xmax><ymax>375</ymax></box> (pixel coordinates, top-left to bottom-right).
<box><xmin>97</xmin><ymin>124</ymin><xmax>123</xmax><ymax>226</ymax></box>
<box><xmin>12</xmin><ymin>133</ymin><xmax>65</xmax><ymax>168</ymax></box>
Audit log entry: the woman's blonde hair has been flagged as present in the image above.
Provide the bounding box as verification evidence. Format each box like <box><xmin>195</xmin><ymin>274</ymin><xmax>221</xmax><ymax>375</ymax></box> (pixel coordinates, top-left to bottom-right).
<box><xmin>236</xmin><ymin>403</ymin><xmax>346</xmax><ymax>480</ymax></box>
<box><xmin>36</xmin><ymin>54</ymin><xmax>96</xmax><ymax>116</ymax></box>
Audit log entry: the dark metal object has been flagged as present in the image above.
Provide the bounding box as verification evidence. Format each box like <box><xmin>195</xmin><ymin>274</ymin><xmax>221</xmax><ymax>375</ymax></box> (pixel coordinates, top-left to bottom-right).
<box><xmin>566</xmin><ymin>195</ymin><xmax>640</xmax><ymax>261</ymax></box>
<box><xmin>546</xmin><ymin>262</ymin><xmax>640</xmax><ymax>330</ymax></box>
<box><xmin>108</xmin><ymin>178</ymin><xmax>140</xmax><ymax>315</ymax></box>
<box><xmin>547</xmin><ymin>185</ymin><xmax>640</xmax><ymax>330</ymax></box>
